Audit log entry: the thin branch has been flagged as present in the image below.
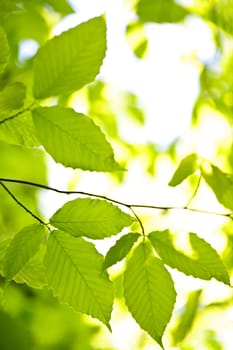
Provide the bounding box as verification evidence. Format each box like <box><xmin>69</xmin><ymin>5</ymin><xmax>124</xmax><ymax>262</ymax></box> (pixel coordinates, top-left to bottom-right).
<box><xmin>0</xmin><ymin>181</ymin><xmax>47</xmax><ymax>226</ymax></box>
<box><xmin>0</xmin><ymin>178</ymin><xmax>232</xmax><ymax>220</ymax></box>
<box><xmin>0</xmin><ymin>101</ymin><xmax>36</xmax><ymax>126</ymax></box>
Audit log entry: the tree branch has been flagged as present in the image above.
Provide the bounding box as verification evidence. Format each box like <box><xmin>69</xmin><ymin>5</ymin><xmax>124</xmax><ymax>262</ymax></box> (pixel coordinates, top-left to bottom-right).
<box><xmin>0</xmin><ymin>178</ymin><xmax>231</xmax><ymax>222</ymax></box>
<box><xmin>0</xmin><ymin>101</ymin><xmax>36</xmax><ymax>126</ymax></box>
<box><xmin>0</xmin><ymin>181</ymin><xmax>48</xmax><ymax>226</ymax></box>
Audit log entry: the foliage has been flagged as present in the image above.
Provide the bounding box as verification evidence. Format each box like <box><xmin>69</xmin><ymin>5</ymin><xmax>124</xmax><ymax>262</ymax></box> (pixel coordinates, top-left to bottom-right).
<box><xmin>0</xmin><ymin>0</ymin><xmax>233</xmax><ymax>349</ymax></box>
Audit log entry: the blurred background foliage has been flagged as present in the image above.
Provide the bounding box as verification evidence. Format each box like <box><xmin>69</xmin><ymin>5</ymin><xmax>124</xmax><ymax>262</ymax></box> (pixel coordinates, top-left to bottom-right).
<box><xmin>1</xmin><ymin>0</ymin><xmax>233</xmax><ymax>349</ymax></box>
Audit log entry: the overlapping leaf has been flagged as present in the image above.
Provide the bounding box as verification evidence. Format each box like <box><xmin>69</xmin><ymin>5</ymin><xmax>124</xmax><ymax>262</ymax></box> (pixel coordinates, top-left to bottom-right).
<box><xmin>44</xmin><ymin>230</ymin><xmax>113</xmax><ymax>327</ymax></box>
<box><xmin>123</xmin><ymin>241</ymin><xmax>176</xmax><ymax>348</ymax></box>
<box><xmin>103</xmin><ymin>232</ymin><xmax>140</xmax><ymax>269</ymax></box>
<box><xmin>149</xmin><ymin>230</ymin><xmax>230</xmax><ymax>285</ymax></box>
<box><xmin>0</xmin><ymin>27</ymin><xmax>9</xmax><ymax>74</ymax></box>
<box><xmin>169</xmin><ymin>153</ymin><xmax>199</xmax><ymax>186</ymax></box>
<box><xmin>33</xmin><ymin>16</ymin><xmax>106</xmax><ymax>99</ymax></box>
<box><xmin>201</xmin><ymin>162</ymin><xmax>233</xmax><ymax>211</ymax></box>
<box><xmin>4</xmin><ymin>224</ymin><xmax>45</xmax><ymax>280</ymax></box>
<box><xmin>50</xmin><ymin>198</ymin><xmax>134</xmax><ymax>239</ymax></box>
<box><xmin>32</xmin><ymin>106</ymin><xmax>122</xmax><ymax>171</ymax></box>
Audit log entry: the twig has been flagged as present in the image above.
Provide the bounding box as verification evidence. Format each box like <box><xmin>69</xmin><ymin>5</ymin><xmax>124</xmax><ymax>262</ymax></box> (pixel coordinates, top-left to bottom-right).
<box><xmin>0</xmin><ymin>181</ymin><xmax>47</xmax><ymax>226</ymax></box>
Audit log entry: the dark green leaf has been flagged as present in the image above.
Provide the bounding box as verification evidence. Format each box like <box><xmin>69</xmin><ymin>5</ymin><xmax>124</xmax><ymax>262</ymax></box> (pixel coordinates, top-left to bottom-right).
<box><xmin>32</xmin><ymin>106</ymin><xmax>122</xmax><ymax>171</ymax></box>
<box><xmin>44</xmin><ymin>230</ymin><xmax>113</xmax><ymax>328</ymax></box>
<box><xmin>33</xmin><ymin>16</ymin><xmax>106</xmax><ymax>99</ymax></box>
<box><xmin>50</xmin><ymin>198</ymin><xmax>134</xmax><ymax>239</ymax></box>
<box><xmin>149</xmin><ymin>230</ymin><xmax>230</xmax><ymax>285</ymax></box>
<box><xmin>103</xmin><ymin>232</ymin><xmax>140</xmax><ymax>269</ymax></box>
<box><xmin>4</xmin><ymin>224</ymin><xmax>45</xmax><ymax>280</ymax></box>
<box><xmin>136</xmin><ymin>0</ymin><xmax>189</xmax><ymax>23</ymax></box>
<box><xmin>123</xmin><ymin>240</ymin><xmax>176</xmax><ymax>348</ymax></box>
<box><xmin>201</xmin><ymin>162</ymin><xmax>233</xmax><ymax>210</ymax></box>
<box><xmin>172</xmin><ymin>290</ymin><xmax>202</xmax><ymax>345</ymax></box>
<box><xmin>169</xmin><ymin>153</ymin><xmax>199</xmax><ymax>186</ymax></box>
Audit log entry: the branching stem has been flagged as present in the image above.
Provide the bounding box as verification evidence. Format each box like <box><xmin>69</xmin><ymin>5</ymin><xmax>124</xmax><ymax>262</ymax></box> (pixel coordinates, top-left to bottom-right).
<box><xmin>0</xmin><ymin>178</ymin><xmax>231</xmax><ymax>233</ymax></box>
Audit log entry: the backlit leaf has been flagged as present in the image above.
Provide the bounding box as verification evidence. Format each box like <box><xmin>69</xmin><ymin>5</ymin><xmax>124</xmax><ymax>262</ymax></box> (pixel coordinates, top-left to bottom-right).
<box><xmin>172</xmin><ymin>289</ymin><xmax>202</xmax><ymax>345</ymax></box>
<box><xmin>103</xmin><ymin>232</ymin><xmax>140</xmax><ymax>269</ymax></box>
<box><xmin>201</xmin><ymin>162</ymin><xmax>233</xmax><ymax>211</ymax></box>
<box><xmin>0</xmin><ymin>27</ymin><xmax>9</xmax><ymax>74</ymax></box>
<box><xmin>123</xmin><ymin>240</ymin><xmax>176</xmax><ymax>348</ymax></box>
<box><xmin>149</xmin><ymin>230</ymin><xmax>230</xmax><ymax>285</ymax></box>
<box><xmin>4</xmin><ymin>224</ymin><xmax>45</xmax><ymax>280</ymax></box>
<box><xmin>50</xmin><ymin>198</ymin><xmax>134</xmax><ymax>239</ymax></box>
<box><xmin>32</xmin><ymin>106</ymin><xmax>122</xmax><ymax>171</ymax></box>
<box><xmin>44</xmin><ymin>230</ymin><xmax>113</xmax><ymax>327</ymax></box>
<box><xmin>33</xmin><ymin>16</ymin><xmax>106</xmax><ymax>99</ymax></box>
<box><xmin>169</xmin><ymin>153</ymin><xmax>199</xmax><ymax>186</ymax></box>
<box><xmin>137</xmin><ymin>0</ymin><xmax>188</xmax><ymax>23</ymax></box>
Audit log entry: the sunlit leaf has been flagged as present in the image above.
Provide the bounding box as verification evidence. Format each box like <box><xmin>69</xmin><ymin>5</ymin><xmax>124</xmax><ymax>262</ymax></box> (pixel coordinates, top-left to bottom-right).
<box><xmin>4</xmin><ymin>224</ymin><xmax>45</xmax><ymax>280</ymax></box>
<box><xmin>33</xmin><ymin>16</ymin><xmax>106</xmax><ymax>99</ymax></box>
<box><xmin>172</xmin><ymin>289</ymin><xmax>202</xmax><ymax>345</ymax></box>
<box><xmin>103</xmin><ymin>232</ymin><xmax>140</xmax><ymax>269</ymax></box>
<box><xmin>0</xmin><ymin>82</ymin><xmax>26</xmax><ymax>118</ymax></box>
<box><xmin>201</xmin><ymin>162</ymin><xmax>233</xmax><ymax>211</ymax></box>
<box><xmin>123</xmin><ymin>240</ymin><xmax>176</xmax><ymax>348</ymax></box>
<box><xmin>44</xmin><ymin>230</ymin><xmax>113</xmax><ymax>327</ymax></box>
<box><xmin>0</xmin><ymin>239</ymin><xmax>10</xmax><ymax>276</ymax></box>
<box><xmin>169</xmin><ymin>153</ymin><xmax>199</xmax><ymax>186</ymax></box>
<box><xmin>32</xmin><ymin>106</ymin><xmax>122</xmax><ymax>171</ymax></box>
<box><xmin>149</xmin><ymin>230</ymin><xmax>230</xmax><ymax>285</ymax></box>
<box><xmin>0</xmin><ymin>27</ymin><xmax>9</xmax><ymax>74</ymax></box>
<box><xmin>136</xmin><ymin>0</ymin><xmax>189</xmax><ymax>23</ymax></box>
<box><xmin>50</xmin><ymin>198</ymin><xmax>134</xmax><ymax>239</ymax></box>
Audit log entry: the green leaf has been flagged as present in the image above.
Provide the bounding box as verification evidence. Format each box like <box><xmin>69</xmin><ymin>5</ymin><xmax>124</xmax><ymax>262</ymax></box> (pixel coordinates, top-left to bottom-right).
<box><xmin>123</xmin><ymin>240</ymin><xmax>176</xmax><ymax>348</ymax></box>
<box><xmin>103</xmin><ymin>232</ymin><xmax>140</xmax><ymax>269</ymax></box>
<box><xmin>169</xmin><ymin>153</ymin><xmax>199</xmax><ymax>186</ymax></box>
<box><xmin>0</xmin><ymin>111</ymin><xmax>39</xmax><ymax>147</ymax></box>
<box><xmin>50</xmin><ymin>198</ymin><xmax>134</xmax><ymax>239</ymax></box>
<box><xmin>4</xmin><ymin>224</ymin><xmax>45</xmax><ymax>280</ymax></box>
<box><xmin>14</xmin><ymin>245</ymin><xmax>47</xmax><ymax>289</ymax></box>
<box><xmin>0</xmin><ymin>82</ymin><xmax>26</xmax><ymax>118</ymax></box>
<box><xmin>136</xmin><ymin>0</ymin><xmax>188</xmax><ymax>23</ymax></box>
<box><xmin>148</xmin><ymin>230</ymin><xmax>230</xmax><ymax>285</ymax></box>
<box><xmin>32</xmin><ymin>106</ymin><xmax>122</xmax><ymax>171</ymax></box>
<box><xmin>44</xmin><ymin>230</ymin><xmax>113</xmax><ymax>328</ymax></box>
<box><xmin>0</xmin><ymin>27</ymin><xmax>9</xmax><ymax>74</ymax></box>
<box><xmin>0</xmin><ymin>139</ymin><xmax>46</xmax><ymax>183</ymax></box>
<box><xmin>201</xmin><ymin>162</ymin><xmax>233</xmax><ymax>211</ymax></box>
<box><xmin>33</xmin><ymin>16</ymin><xmax>106</xmax><ymax>99</ymax></box>
<box><xmin>172</xmin><ymin>289</ymin><xmax>202</xmax><ymax>345</ymax></box>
